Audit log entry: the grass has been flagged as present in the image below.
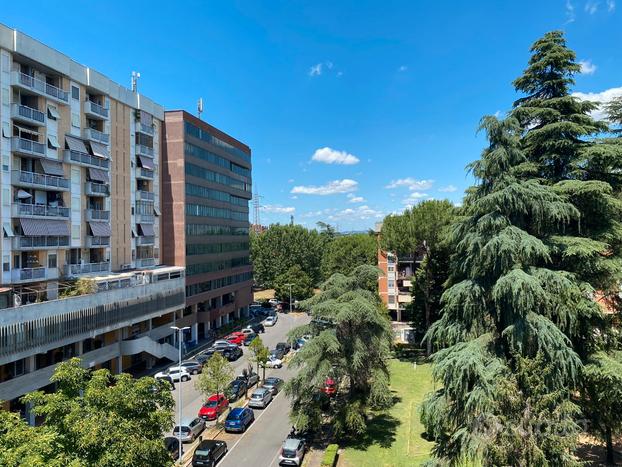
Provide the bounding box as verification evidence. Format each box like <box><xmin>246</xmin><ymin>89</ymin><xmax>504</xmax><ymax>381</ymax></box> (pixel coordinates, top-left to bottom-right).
<box><xmin>339</xmin><ymin>359</ymin><xmax>435</xmax><ymax>467</ymax></box>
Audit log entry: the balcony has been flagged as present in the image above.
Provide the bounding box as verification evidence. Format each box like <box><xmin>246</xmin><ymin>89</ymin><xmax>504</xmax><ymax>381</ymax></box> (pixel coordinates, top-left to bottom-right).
<box><xmin>11</xmin><ymin>71</ymin><xmax>69</xmax><ymax>104</ymax></box>
<box><xmin>64</xmin><ymin>149</ymin><xmax>110</xmax><ymax>170</ymax></box>
<box><xmin>12</xmin><ymin>137</ymin><xmax>46</xmax><ymax>158</ymax></box>
<box><xmin>136</xmin><ymin>167</ymin><xmax>154</xmax><ymax>180</ymax></box>
<box><xmin>84</xmin><ymin>100</ymin><xmax>109</xmax><ymax>119</ymax></box>
<box><xmin>136</xmin><ymin>236</ymin><xmax>155</xmax><ymax>246</ymax></box>
<box><xmin>85</xmin><ymin>181</ymin><xmax>110</xmax><ymax>197</ymax></box>
<box><xmin>11</xmin><ymin>104</ymin><xmax>46</xmax><ymax>127</ymax></box>
<box><xmin>12</xmin><ymin>203</ymin><xmax>70</xmax><ymax>219</ymax></box>
<box><xmin>13</xmin><ymin>235</ymin><xmax>70</xmax><ymax>250</ymax></box>
<box><xmin>86</xmin><ymin>236</ymin><xmax>110</xmax><ymax>248</ymax></box>
<box><xmin>11</xmin><ymin>267</ymin><xmax>58</xmax><ymax>284</ymax></box>
<box><xmin>85</xmin><ymin>209</ymin><xmax>110</xmax><ymax>222</ymax></box>
<box><xmin>83</xmin><ymin>128</ymin><xmax>110</xmax><ymax>144</ymax></box>
<box><xmin>12</xmin><ymin>170</ymin><xmax>70</xmax><ymax>191</ymax></box>
<box><xmin>64</xmin><ymin>262</ymin><xmax>110</xmax><ymax>276</ymax></box>
<box><xmin>136</xmin><ymin>190</ymin><xmax>155</xmax><ymax>202</ymax></box>
<box><xmin>136</xmin><ymin>213</ymin><xmax>155</xmax><ymax>224</ymax></box>
<box><xmin>136</xmin><ymin>144</ymin><xmax>154</xmax><ymax>158</ymax></box>
<box><xmin>136</xmin><ymin>258</ymin><xmax>156</xmax><ymax>268</ymax></box>
<box><xmin>136</xmin><ymin>122</ymin><xmax>154</xmax><ymax>137</ymax></box>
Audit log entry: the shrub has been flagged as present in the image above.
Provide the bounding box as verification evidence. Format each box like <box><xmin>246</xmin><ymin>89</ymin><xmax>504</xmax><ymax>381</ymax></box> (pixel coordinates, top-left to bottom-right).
<box><xmin>321</xmin><ymin>444</ymin><xmax>339</xmax><ymax>467</ymax></box>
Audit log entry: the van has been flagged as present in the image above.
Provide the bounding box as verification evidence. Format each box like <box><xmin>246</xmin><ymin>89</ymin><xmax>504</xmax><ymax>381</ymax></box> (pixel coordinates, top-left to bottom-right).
<box><xmin>248</xmin><ymin>387</ymin><xmax>273</xmax><ymax>409</ymax></box>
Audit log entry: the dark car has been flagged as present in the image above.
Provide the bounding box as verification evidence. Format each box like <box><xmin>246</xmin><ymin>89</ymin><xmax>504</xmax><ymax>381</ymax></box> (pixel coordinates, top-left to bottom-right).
<box><xmin>270</xmin><ymin>348</ymin><xmax>285</xmax><ymax>360</ymax></box>
<box><xmin>276</xmin><ymin>342</ymin><xmax>291</xmax><ymax>354</ymax></box>
<box><xmin>195</xmin><ymin>353</ymin><xmax>210</xmax><ymax>365</ymax></box>
<box><xmin>224</xmin><ymin>407</ymin><xmax>255</xmax><ymax>433</ymax></box>
<box><xmin>226</xmin><ymin>379</ymin><xmax>248</xmax><ymax>401</ymax></box>
<box><xmin>223</xmin><ymin>346</ymin><xmax>243</xmax><ymax>362</ymax></box>
<box><xmin>248</xmin><ymin>322</ymin><xmax>265</xmax><ymax>334</ymax></box>
<box><xmin>237</xmin><ymin>371</ymin><xmax>259</xmax><ymax>387</ymax></box>
<box><xmin>157</xmin><ymin>375</ymin><xmax>175</xmax><ymax>391</ymax></box>
<box><xmin>164</xmin><ymin>436</ymin><xmax>181</xmax><ymax>461</ymax></box>
<box><xmin>192</xmin><ymin>439</ymin><xmax>227</xmax><ymax>467</ymax></box>
<box><xmin>243</xmin><ymin>333</ymin><xmax>257</xmax><ymax>346</ymax></box>
<box><xmin>262</xmin><ymin>376</ymin><xmax>284</xmax><ymax>395</ymax></box>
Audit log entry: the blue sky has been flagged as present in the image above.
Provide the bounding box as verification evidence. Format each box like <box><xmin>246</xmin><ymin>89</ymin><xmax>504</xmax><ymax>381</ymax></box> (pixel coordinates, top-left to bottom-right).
<box><xmin>3</xmin><ymin>1</ymin><xmax>621</xmax><ymax>230</ymax></box>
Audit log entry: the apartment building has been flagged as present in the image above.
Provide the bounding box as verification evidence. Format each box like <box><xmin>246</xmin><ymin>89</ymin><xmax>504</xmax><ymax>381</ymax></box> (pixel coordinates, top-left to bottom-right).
<box><xmin>162</xmin><ymin>110</ymin><xmax>253</xmax><ymax>342</ymax></box>
<box><xmin>0</xmin><ymin>25</ymin><xmax>186</xmax><ymax>418</ymax></box>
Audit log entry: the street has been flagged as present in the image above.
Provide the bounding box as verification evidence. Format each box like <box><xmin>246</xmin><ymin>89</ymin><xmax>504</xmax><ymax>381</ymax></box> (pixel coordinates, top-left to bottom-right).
<box><xmin>169</xmin><ymin>312</ymin><xmax>310</xmax><ymax>466</ymax></box>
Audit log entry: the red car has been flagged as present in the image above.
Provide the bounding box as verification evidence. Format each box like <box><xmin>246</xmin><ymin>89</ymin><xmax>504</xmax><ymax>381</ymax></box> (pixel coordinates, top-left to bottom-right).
<box><xmin>226</xmin><ymin>332</ymin><xmax>246</xmax><ymax>346</ymax></box>
<box><xmin>321</xmin><ymin>378</ymin><xmax>337</xmax><ymax>397</ymax></box>
<box><xmin>198</xmin><ymin>394</ymin><xmax>229</xmax><ymax>421</ymax></box>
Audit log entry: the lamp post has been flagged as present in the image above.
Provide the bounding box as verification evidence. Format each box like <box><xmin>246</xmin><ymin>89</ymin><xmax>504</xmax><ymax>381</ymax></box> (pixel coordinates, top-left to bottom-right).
<box><xmin>171</xmin><ymin>325</ymin><xmax>190</xmax><ymax>463</ymax></box>
<box><xmin>284</xmin><ymin>283</ymin><xmax>293</xmax><ymax>313</ymax></box>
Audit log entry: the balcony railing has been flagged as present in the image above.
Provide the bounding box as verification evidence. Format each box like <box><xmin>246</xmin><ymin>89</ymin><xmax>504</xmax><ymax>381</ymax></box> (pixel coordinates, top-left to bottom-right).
<box><xmin>83</xmin><ymin>128</ymin><xmax>110</xmax><ymax>144</ymax></box>
<box><xmin>84</xmin><ymin>100</ymin><xmax>109</xmax><ymax>119</ymax></box>
<box><xmin>136</xmin><ymin>190</ymin><xmax>155</xmax><ymax>201</ymax></box>
<box><xmin>64</xmin><ymin>149</ymin><xmax>110</xmax><ymax>169</ymax></box>
<box><xmin>13</xmin><ymin>236</ymin><xmax>70</xmax><ymax>250</ymax></box>
<box><xmin>86</xmin><ymin>236</ymin><xmax>110</xmax><ymax>247</ymax></box>
<box><xmin>12</xmin><ymin>203</ymin><xmax>70</xmax><ymax>219</ymax></box>
<box><xmin>136</xmin><ymin>236</ymin><xmax>155</xmax><ymax>246</ymax></box>
<box><xmin>85</xmin><ymin>181</ymin><xmax>110</xmax><ymax>197</ymax></box>
<box><xmin>136</xmin><ymin>258</ymin><xmax>156</xmax><ymax>268</ymax></box>
<box><xmin>64</xmin><ymin>262</ymin><xmax>110</xmax><ymax>276</ymax></box>
<box><xmin>11</xmin><ymin>71</ymin><xmax>69</xmax><ymax>103</ymax></box>
<box><xmin>135</xmin><ymin>144</ymin><xmax>154</xmax><ymax>157</ymax></box>
<box><xmin>12</xmin><ymin>137</ymin><xmax>46</xmax><ymax>157</ymax></box>
<box><xmin>11</xmin><ymin>104</ymin><xmax>46</xmax><ymax>126</ymax></box>
<box><xmin>136</xmin><ymin>213</ymin><xmax>155</xmax><ymax>224</ymax></box>
<box><xmin>136</xmin><ymin>167</ymin><xmax>154</xmax><ymax>179</ymax></box>
<box><xmin>12</xmin><ymin>170</ymin><xmax>70</xmax><ymax>191</ymax></box>
<box><xmin>85</xmin><ymin>209</ymin><xmax>110</xmax><ymax>221</ymax></box>
<box><xmin>11</xmin><ymin>267</ymin><xmax>48</xmax><ymax>283</ymax></box>
<box><xmin>136</xmin><ymin>122</ymin><xmax>155</xmax><ymax>136</ymax></box>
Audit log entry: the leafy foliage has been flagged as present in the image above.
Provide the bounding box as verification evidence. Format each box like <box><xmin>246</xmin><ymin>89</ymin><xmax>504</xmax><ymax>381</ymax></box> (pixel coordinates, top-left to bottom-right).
<box><xmin>195</xmin><ymin>352</ymin><xmax>234</xmax><ymax>400</ymax></box>
<box><xmin>248</xmin><ymin>336</ymin><xmax>270</xmax><ymax>382</ymax></box>
<box><xmin>320</xmin><ymin>233</ymin><xmax>377</xmax><ymax>280</ymax></box>
<box><xmin>273</xmin><ymin>264</ymin><xmax>314</xmax><ymax>303</ymax></box>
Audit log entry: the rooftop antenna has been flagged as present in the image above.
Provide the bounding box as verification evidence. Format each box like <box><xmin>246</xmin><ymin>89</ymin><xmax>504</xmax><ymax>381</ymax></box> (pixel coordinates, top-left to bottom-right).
<box><xmin>197</xmin><ymin>97</ymin><xmax>204</xmax><ymax>120</ymax></box>
<box><xmin>131</xmin><ymin>71</ymin><xmax>140</xmax><ymax>93</ymax></box>
<box><xmin>290</xmin><ymin>215</ymin><xmax>294</xmax><ymax>226</ymax></box>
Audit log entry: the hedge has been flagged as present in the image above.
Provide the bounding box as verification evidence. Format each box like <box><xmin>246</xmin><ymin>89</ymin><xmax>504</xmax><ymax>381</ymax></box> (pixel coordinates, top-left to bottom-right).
<box><xmin>321</xmin><ymin>444</ymin><xmax>339</xmax><ymax>467</ymax></box>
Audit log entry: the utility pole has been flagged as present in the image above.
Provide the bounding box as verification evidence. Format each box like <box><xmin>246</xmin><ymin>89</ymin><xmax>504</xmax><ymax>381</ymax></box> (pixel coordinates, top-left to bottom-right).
<box><xmin>284</xmin><ymin>283</ymin><xmax>293</xmax><ymax>313</ymax></box>
<box><xmin>171</xmin><ymin>325</ymin><xmax>190</xmax><ymax>463</ymax></box>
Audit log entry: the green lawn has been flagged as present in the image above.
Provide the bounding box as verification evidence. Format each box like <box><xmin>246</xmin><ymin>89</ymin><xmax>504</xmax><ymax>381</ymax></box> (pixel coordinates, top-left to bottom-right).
<box><xmin>339</xmin><ymin>359</ymin><xmax>435</xmax><ymax>467</ymax></box>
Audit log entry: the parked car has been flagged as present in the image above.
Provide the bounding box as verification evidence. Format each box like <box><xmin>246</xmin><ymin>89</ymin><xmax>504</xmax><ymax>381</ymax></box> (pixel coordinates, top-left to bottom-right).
<box><xmin>226</xmin><ymin>332</ymin><xmax>246</xmax><ymax>345</ymax></box>
<box><xmin>243</xmin><ymin>333</ymin><xmax>257</xmax><ymax>346</ymax></box>
<box><xmin>321</xmin><ymin>377</ymin><xmax>337</xmax><ymax>397</ymax></box>
<box><xmin>264</xmin><ymin>316</ymin><xmax>277</xmax><ymax>327</ymax></box>
<box><xmin>164</xmin><ymin>436</ymin><xmax>181</xmax><ymax>461</ymax></box>
<box><xmin>240</xmin><ymin>327</ymin><xmax>255</xmax><ymax>335</ymax></box>
<box><xmin>223</xmin><ymin>345</ymin><xmax>243</xmax><ymax>361</ymax></box>
<box><xmin>156</xmin><ymin>375</ymin><xmax>175</xmax><ymax>390</ymax></box>
<box><xmin>264</xmin><ymin>356</ymin><xmax>283</xmax><ymax>369</ymax></box>
<box><xmin>226</xmin><ymin>378</ymin><xmax>248</xmax><ymax>401</ymax></box>
<box><xmin>249</xmin><ymin>387</ymin><xmax>273</xmax><ymax>409</ymax></box>
<box><xmin>292</xmin><ymin>338</ymin><xmax>306</xmax><ymax>351</ymax></box>
<box><xmin>278</xmin><ymin>436</ymin><xmax>307</xmax><ymax>466</ymax></box>
<box><xmin>262</xmin><ymin>376</ymin><xmax>284</xmax><ymax>395</ymax></box>
<box><xmin>246</xmin><ymin>322</ymin><xmax>265</xmax><ymax>334</ymax></box>
<box><xmin>179</xmin><ymin>360</ymin><xmax>202</xmax><ymax>375</ymax></box>
<box><xmin>191</xmin><ymin>439</ymin><xmax>227</xmax><ymax>467</ymax></box>
<box><xmin>270</xmin><ymin>348</ymin><xmax>285</xmax><ymax>360</ymax></box>
<box><xmin>212</xmin><ymin>340</ymin><xmax>231</xmax><ymax>348</ymax></box>
<box><xmin>195</xmin><ymin>353</ymin><xmax>210</xmax><ymax>365</ymax></box>
<box><xmin>224</xmin><ymin>407</ymin><xmax>255</xmax><ymax>433</ymax></box>
<box><xmin>198</xmin><ymin>394</ymin><xmax>229</xmax><ymax>421</ymax></box>
<box><xmin>276</xmin><ymin>342</ymin><xmax>291</xmax><ymax>354</ymax></box>
<box><xmin>237</xmin><ymin>371</ymin><xmax>260</xmax><ymax>387</ymax></box>
<box><xmin>155</xmin><ymin>367</ymin><xmax>191</xmax><ymax>383</ymax></box>
<box><xmin>268</xmin><ymin>298</ymin><xmax>279</xmax><ymax>306</ymax></box>
<box><xmin>173</xmin><ymin>417</ymin><xmax>205</xmax><ymax>443</ymax></box>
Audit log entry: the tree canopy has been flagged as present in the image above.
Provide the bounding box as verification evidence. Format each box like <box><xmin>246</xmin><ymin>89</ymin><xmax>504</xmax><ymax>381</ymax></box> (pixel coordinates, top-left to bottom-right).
<box><xmin>320</xmin><ymin>233</ymin><xmax>377</xmax><ymax>280</ymax></box>
<box><xmin>273</xmin><ymin>264</ymin><xmax>314</xmax><ymax>303</ymax></box>
<box><xmin>195</xmin><ymin>352</ymin><xmax>234</xmax><ymax>400</ymax></box>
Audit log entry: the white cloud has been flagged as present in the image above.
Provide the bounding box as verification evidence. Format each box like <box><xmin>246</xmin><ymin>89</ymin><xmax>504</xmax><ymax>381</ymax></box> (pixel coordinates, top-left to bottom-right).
<box><xmin>327</xmin><ymin>205</ymin><xmax>384</xmax><ymax>222</ymax></box>
<box><xmin>579</xmin><ymin>59</ymin><xmax>597</xmax><ymax>75</ymax></box>
<box><xmin>402</xmin><ymin>192</ymin><xmax>430</xmax><ymax>206</ymax></box>
<box><xmin>385</xmin><ymin>178</ymin><xmax>434</xmax><ymax>191</ymax></box>
<box><xmin>438</xmin><ymin>184</ymin><xmax>458</xmax><ymax>193</ymax></box>
<box><xmin>262</xmin><ymin>204</ymin><xmax>296</xmax><ymax>214</ymax></box>
<box><xmin>585</xmin><ymin>1</ymin><xmax>599</xmax><ymax>14</ymax></box>
<box><xmin>398</xmin><ymin>65</ymin><xmax>408</xmax><ymax>72</ymax></box>
<box><xmin>311</xmin><ymin>147</ymin><xmax>360</xmax><ymax>165</ymax></box>
<box><xmin>309</xmin><ymin>63</ymin><xmax>322</xmax><ymax>76</ymax></box>
<box><xmin>607</xmin><ymin>0</ymin><xmax>616</xmax><ymax>11</ymax></box>
<box><xmin>573</xmin><ymin>86</ymin><xmax>622</xmax><ymax>120</ymax></box>
<box><xmin>348</xmin><ymin>195</ymin><xmax>365</xmax><ymax>203</ymax></box>
<box><xmin>565</xmin><ymin>0</ymin><xmax>576</xmax><ymax>22</ymax></box>
<box><xmin>291</xmin><ymin>179</ymin><xmax>358</xmax><ymax>195</ymax></box>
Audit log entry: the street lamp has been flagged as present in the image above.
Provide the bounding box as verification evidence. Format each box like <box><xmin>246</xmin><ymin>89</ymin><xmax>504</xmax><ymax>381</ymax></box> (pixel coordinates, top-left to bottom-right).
<box><xmin>171</xmin><ymin>325</ymin><xmax>190</xmax><ymax>463</ymax></box>
<box><xmin>284</xmin><ymin>283</ymin><xmax>293</xmax><ymax>313</ymax></box>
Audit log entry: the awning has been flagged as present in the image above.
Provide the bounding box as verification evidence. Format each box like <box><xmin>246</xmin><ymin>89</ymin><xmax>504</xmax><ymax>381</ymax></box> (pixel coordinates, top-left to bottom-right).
<box><xmin>131</xmin><ymin>226</ymin><xmax>138</xmax><ymax>238</ymax></box>
<box><xmin>40</xmin><ymin>159</ymin><xmax>64</xmax><ymax>177</ymax></box>
<box><xmin>90</xmin><ymin>141</ymin><xmax>109</xmax><ymax>159</ymax></box>
<box><xmin>137</xmin><ymin>155</ymin><xmax>154</xmax><ymax>170</ymax></box>
<box><xmin>138</xmin><ymin>223</ymin><xmax>155</xmax><ymax>236</ymax></box>
<box><xmin>154</xmin><ymin>206</ymin><xmax>161</xmax><ymax>216</ymax></box>
<box><xmin>17</xmin><ymin>190</ymin><xmax>32</xmax><ymax>199</ymax></box>
<box><xmin>2</xmin><ymin>223</ymin><xmax>15</xmax><ymax>238</ymax></box>
<box><xmin>14</xmin><ymin>125</ymin><xmax>39</xmax><ymax>137</ymax></box>
<box><xmin>47</xmin><ymin>135</ymin><xmax>59</xmax><ymax>149</ymax></box>
<box><xmin>47</xmin><ymin>106</ymin><xmax>60</xmax><ymax>120</ymax></box>
<box><xmin>89</xmin><ymin>221</ymin><xmax>111</xmax><ymax>237</ymax></box>
<box><xmin>65</xmin><ymin>136</ymin><xmax>88</xmax><ymax>154</ymax></box>
<box><xmin>88</xmin><ymin>168</ymin><xmax>109</xmax><ymax>183</ymax></box>
<box><xmin>20</xmin><ymin>218</ymin><xmax>69</xmax><ymax>236</ymax></box>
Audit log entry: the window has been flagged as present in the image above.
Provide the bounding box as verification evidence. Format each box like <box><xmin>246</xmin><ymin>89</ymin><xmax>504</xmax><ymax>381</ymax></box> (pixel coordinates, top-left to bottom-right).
<box><xmin>388</xmin><ymin>280</ymin><xmax>395</xmax><ymax>289</ymax></box>
<box><xmin>2</xmin><ymin>155</ymin><xmax>8</xmax><ymax>172</ymax></box>
<box><xmin>48</xmin><ymin>254</ymin><xmax>57</xmax><ymax>269</ymax></box>
<box><xmin>71</xmin><ymin>113</ymin><xmax>80</xmax><ymax>128</ymax></box>
<box><xmin>2</xmin><ymin>255</ymin><xmax>9</xmax><ymax>272</ymax></box>
<box><xmin>71</xmin><ymin>225</ymin><xmax>81</xmax><ymax>240</ymax></box>
<box><xmin>47</xmin><ymin>106</ymin><xmax>60</xmax><ymax>120</ymax></box>
<box><xmin>2</xmin><ymin>122</ymin><xmax>9</xmax><ymax>138</ymax></box>
<box><xmin>47</xmin><ymin>135</ymin><xmax>59</xmax><ymax>149</ymax></box>
<box><xmin>3</xmin><ymin>223</ymin><xmax>15</xmax><ymax>237</ymax></box>
<box><xmin>388</xmin><ymin>296</ymin><xmax>395</xmax><ymax>304</ymax></box>
<box><xmin>71</xmin><ymin>86</ymin><xmax>80</xmax><ymax>100</ymax></box>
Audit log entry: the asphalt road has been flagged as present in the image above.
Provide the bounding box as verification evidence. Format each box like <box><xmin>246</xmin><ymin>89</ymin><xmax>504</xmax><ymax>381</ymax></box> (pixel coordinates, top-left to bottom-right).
<box><xmin>169</xmin><ymin>311</ymin><xmax>310</xmax><ymax>466</ymax></box>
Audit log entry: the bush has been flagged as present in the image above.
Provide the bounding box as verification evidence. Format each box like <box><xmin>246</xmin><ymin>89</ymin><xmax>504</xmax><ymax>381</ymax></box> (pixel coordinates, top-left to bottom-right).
<box><xmin>321</xmin><ymin>444</ymin><xmax>339</xmax><ymax>467</ymax></box>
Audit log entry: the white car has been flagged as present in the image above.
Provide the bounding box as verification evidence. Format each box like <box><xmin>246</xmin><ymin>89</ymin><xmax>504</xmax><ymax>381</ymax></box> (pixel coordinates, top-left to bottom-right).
<box><xmin>264</xmin><ymin>316</ymin><xmax>277</xmax><ymax>327</ymax></box>
<box><xmin>240</xmin><ymin>328</ymin><xmax>255</xmax><ymax>335</ymax></box>
<box><xmin>155</xmin><ymin>367</ymin><xmax>191</xmax><ymax>382</ymax></box>
<box><xmin>268</xmin><ymin>298</ymin><xmax>279</xmax><ymax>306</ymax></box>
<box><xmin>264</xmin><ymin>356</ymin><xmax>283</xmax><ymax>369</ymax></box>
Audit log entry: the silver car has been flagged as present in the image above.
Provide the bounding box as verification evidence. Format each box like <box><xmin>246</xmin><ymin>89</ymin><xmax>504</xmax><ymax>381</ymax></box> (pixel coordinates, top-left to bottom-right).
<box><xmin>172</xmin><ymin>417</ymin><xmax>205</xmax><ymax>443</ymax></box>
<box><xmin>278</xmin><ymin>437</ymin><xmax>307</xmax><ymax>466</ymax></box>
<box><xmin>248</xmin><ymin>387</ymin><xmax>273</xmax><ymax>409</ymax></box>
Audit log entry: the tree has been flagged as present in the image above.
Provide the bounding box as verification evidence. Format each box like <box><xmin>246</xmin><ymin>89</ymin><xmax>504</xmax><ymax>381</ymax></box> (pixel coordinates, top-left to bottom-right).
<box><xmin>20</xmin><ymin>358</ymin><xmax>174</xmax><ymax>467</ymax></box>
<box><xmin>195</xmin><ymin>352</ymin><xmax>233</xmax><ymax>401</ymax></box>
<box><xmin>273</xmin><ymin>264</ymin><xmax>314</xmax><ymax>304</ymax></box>
<box><xmin>320</xmin><ymin>233</ymin><xmax>377</xmax><ymax>280</ymax></box>
<box><xmin>248</xmin><ymin>336</ymin><xmax>270</xmax><ymax>383</ymax></box>
<box><xmin>250</xmin><ymin>224</ymin><xmax>324</xmax><ymax>287</ymax></box>
<box><xmin>286</xmin><ymin>265</ymin><xmax>393</xmax><ymax>436</ymax></box>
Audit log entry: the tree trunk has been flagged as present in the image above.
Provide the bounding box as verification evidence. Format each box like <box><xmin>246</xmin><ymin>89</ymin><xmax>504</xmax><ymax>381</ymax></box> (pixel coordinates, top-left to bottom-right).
<box><xmin>606</xmin><ymin>426</ymin><xmax>615</xmax><ymax>465</ymax></box>
<box><xmin>262</xmin><ymin>365</ymin><xmax>266</xmax><ymax>383</ymax></box>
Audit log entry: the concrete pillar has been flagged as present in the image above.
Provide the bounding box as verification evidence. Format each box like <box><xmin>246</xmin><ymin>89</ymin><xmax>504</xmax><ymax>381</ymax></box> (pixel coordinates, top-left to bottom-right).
<box><xmin>206</xmin><ymin>320</ymin><xmax>211</xmax><ymax>330</ymax></box>
<box><xmin>27</xmin><ymin>355</ymin><xmax>35</xmax><ymax>374</ymax></box>
<box><xmin>234</xmin><ymin>308</ymin><xmax>241</xmax><ymax>320</ymax></box>
<box><xmin>116</xmin><ymin>329</ymin><xmax>123</xmax><ymax>374</ymax></box>
<box><xmin>76</xmin><ymin>340</ymin><xmax>83</xmax><ymax>356</ymax></box>
<box><xmin>224</xmin><ymin>314</ymin><xmax>230</xmax><ymax>325</ymax></box>
<box><xmin>25</xmin><ymin>402</ymin><xmax>35</xmax><ymax>426</ymax></box>
<box><xmin>145</xmin><ymin>356</ymin><xmax>155</xmax><ymax>370</ymax></box>
<box><xmin>216</xmin><ymin>316</ymin><xmax>222</xmax><ymax>328</ymax></box>
<box><xmin>192</xmin><ymin>304</ymin><xmax>198</xmax><ymax>314</ymax></box>
<box><xmin>191</xmin><ymin>323</ymin><xmax>198</xmax><ymax>343</ymax></box>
